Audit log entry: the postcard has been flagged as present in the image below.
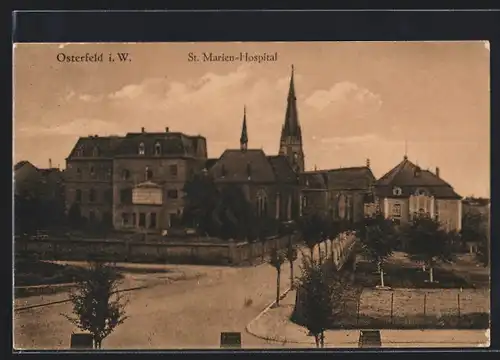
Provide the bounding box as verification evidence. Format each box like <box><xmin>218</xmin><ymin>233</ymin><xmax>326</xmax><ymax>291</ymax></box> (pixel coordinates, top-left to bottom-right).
<box><xmin>13</xmin><ymin>41</ymin><xmax>490</xmax><ymax>350</ymax></box>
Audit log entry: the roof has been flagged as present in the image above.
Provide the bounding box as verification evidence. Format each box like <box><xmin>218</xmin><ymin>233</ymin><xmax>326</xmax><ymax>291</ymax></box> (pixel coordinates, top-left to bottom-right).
<box><xmin>209</xmin><ymin>149</ymin><xmax>298</xmax><ymax>184</ymax></box>
<box><xmin>463</xmin><ymin>197</ymin><xmax>490</xmax><ymax>206</ymax></box>
<box><xmin>67</xmin><ymin>135</ymin><xmax>124</xmax><ymax>159</ymax></box>
<box><xmin>305</xmin><ymin>166</ymin><xmax>375</xmax><ymax>190</ymax></box>
<box><xmin>375</xmin><ymin>157</ymin><xmax>462</xmax><ymax>199</ymax></box>
<box><xmin>114</xmin><ymin>132</ymin><xmax>205</xmax><ymax>158</ymax></box>
<box><xmin>267</xmin><ymin>155</ymin><xmax>298</xmax><ymax>183</ymax></box>
<box><xmin>301</xmin><ymin>172</ymin><xmax>328</xmax><ymax>189</ymax></box>
<box><xmin>14</xmin><ymin>161</ymin><xmax>32</xmax><ymax>171</ymax></box>
<box><xmin>205</xmin><ymin>158</ymin><xmax>218</xmax><ymax>170</ymax></box>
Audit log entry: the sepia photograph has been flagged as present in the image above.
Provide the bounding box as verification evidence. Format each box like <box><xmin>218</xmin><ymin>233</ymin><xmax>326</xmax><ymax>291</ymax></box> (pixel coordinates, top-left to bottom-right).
<box><xmin>13</xmin><ymin>41</ymin><xmax>490</xmax><ymax>350</ymax></box>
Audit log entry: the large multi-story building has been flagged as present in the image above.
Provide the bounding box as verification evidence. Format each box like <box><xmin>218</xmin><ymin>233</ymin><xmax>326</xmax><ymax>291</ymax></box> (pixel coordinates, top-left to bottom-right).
<box><xmin>64</xmin><ymin>128</ymin><xmax>208</xmax><ymax>232</ymax></box>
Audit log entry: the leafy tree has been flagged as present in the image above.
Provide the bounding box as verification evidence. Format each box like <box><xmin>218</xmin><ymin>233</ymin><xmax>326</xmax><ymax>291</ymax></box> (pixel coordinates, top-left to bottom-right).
<box><xmin>294</xmin><ymin>256</ymin><xmax>346</xmax><ymax>348</ymax></box>
<box><xmin>285</xmin><ymin>241</ymin><xmax>298</xmax><ymax>289</ymax></box>
<box><xmin>62</xmin><ymin>261</ymin><xmax>128</xmax><ymax>349</ymax></box>
<box><xmin>268</xmin><ymin>247</ymin><xmax>286</xmax><ymax>306</ymax></box>
<box><xmin>403</xmin><ymin>215</ymin><xmax>456</xmax><ymax>283</ymax></box>
<box><xmin>297</xmin><ymin>214</ymin><xmax>325</xmax><ymax>259</ymax></box>
<box><xmin>182</xmin><ymin>172</ymin><xmax>220</xmax><ymax>236</ymax></box>
<box><xmin>356</xmin><ymin>214</ymin><xmax>397</xmax><ymax>288</ymax></box>
<box><xmin>461</xmin><ymin>211</ymin><xmax>489</xmax><ymax>266</ymax></box>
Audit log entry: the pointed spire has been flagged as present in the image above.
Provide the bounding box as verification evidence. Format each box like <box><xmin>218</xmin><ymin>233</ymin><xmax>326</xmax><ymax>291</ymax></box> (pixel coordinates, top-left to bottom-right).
<box><xmin>404</xmin><ymin>140</ymin><xmax>408</xmax><ymax>160</ymax></box>
<box><xmin>240</xmin><ymin>105</ymin><xmax>248</xmax><ymax>151</ymax></box>
<box><xmin>281</xmin><ymin>65</ymin><xmax>301</xmax><ymax>138</ymax></box>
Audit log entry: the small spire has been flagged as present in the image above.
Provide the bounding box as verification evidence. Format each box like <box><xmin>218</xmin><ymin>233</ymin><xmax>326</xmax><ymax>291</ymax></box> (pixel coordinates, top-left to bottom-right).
<box><xmin>240</xmin><ymin>106</ymin><xmax>248</xmax><ymax>151</ymax></box>
<box><xmin>404</xmin><ymin>140</ymin><xmax>408</xmax><ymax>160</ymax></box>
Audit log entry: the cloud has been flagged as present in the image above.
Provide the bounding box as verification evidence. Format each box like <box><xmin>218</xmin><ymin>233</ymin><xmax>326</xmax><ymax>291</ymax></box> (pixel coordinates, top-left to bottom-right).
<box><xmin>17</xmin><ymin>118</ymin><xmax>120</xmax><ymax>137</ymax></box>
<box><xmin>79</xmin><ymin>94</ymin><xmax>104</xmax><ymax>102</ymax></box>
<box><xmin>305</xmin><ymin>81</ymin><xmax>382</xmax><ymax>113</ymax></box>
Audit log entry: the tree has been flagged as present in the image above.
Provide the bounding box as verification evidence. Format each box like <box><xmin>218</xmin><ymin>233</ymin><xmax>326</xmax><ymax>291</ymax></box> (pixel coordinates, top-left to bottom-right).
<box><xmin>269</xmin><ymin>247</ymin><xmax>286</xmax><ymax>306</ymax></box>
<box><xmin>182</xmin><ymin>172</ymin><xmax>220</xmax><ymax>236</ymax></box>
<box><xmin>294</xmin><ymin>256</ymin><xmax>346</xmax><ymax>348</ymax></box>
<box><xmin>461</xmin><ymin>211</ymin><xmax>489</xmax><ymax>266</ymax></box>
<box><xmin>403</xmin><ymin>215</ymin><xmax>456</xmax><ymax>283</ymax></box>
<box><xmin>62</xmin><ymin>261</ymin><xmax>128</xmax><ymax>349</ymax></box>
<box><xmin>297</xmin><ymin>214</ymin><xmax>325</xmax><ymax>259</ymax></box>
<box><xmin>285</xmin><ymin>241</ymin><xmax>298</xmax><ymax>289</ymax></box>
<box><xmin>357</xmin><ymin>214</ymin><xmax>397</xmax><ymax>288</ymax></box>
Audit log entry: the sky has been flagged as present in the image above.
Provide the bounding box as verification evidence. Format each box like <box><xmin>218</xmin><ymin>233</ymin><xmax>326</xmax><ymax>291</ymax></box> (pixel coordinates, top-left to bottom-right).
<box><xmin>13</xmin><ymin>41</ymin><xmax>490</xmax><ymax>198</ymax></box>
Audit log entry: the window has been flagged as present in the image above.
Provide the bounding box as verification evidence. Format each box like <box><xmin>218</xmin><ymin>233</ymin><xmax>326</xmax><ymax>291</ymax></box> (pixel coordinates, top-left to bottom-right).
<box><xmin>169</xmin><ymin>164</ymin><xmax>178</xmax><ymax>176</ymax></box>
<box><xmin>104</xmin><ymin>189</ymin><xmax>113</xmax><ymax>203</ymax></box>
<box><xmin>105</xmin><ymin>168</ymin><xmax>112</xmax><ymax>179</ymax></box>
<box><xmin>120</xmin><ymin>188</ymin><xmax>132</xmax><ymax>204</ymax></box>
<box><xmin>418</xmin><ymin>208</ymin><xmax>426</xmax><ymax>216</ymax></box>
<box><xmin>154</xmin><ymin>142</ymin><xmax>161</xmax><ymax>155</ymax></box>
<box><xmin>90</xmin><ymin>166</ymin><xmax>95</xmax><ymax>178</ymax></box>
<box><xmin>150</xmin><ymin>213</ymin><xmax>157</xmax><ymax>228</ymax></box>
<box><xmin>415</xmin><ymin>189</ymin><xmax>427</xmax><ymax>196</ymax></box>
<box><xmin>122</xmin><ymin>213</ymin><xmax>129</xmax><ymax>226</ymax></box>
<box><xmin>256</xmin><ymin>190</ymin><xmax>267</xmax><ymax>217</ymax></box>
<box><xmin>75</xmin><ymin>189</ymin><xmax>82</xmax><ymax>202</ymax></box>
<box><xmin>89</xmin><ymin>188</ymin><xmax>96</xmax><ymax>202</ymax></box>
<box><xmin>122</xmin><ymin>169</ymin><xmax>130</xmax><ymax>180</ymax></box>
<box><xmin>221</xmin><ymin>164</ymin><xmax>226</xmax><ymax>177</ymax></box>
<box><xmin>132</xmin><ymin>213</ymin><xmax>137</xmax><ymax>227</ymax></box>
<box><xmin>167</xmin><ymin>190</ymin><xmax>178</xmax><ymax>199</ymax></box>
<box><xmin>145</xmin><ymin>167</ymin><xmax>153</xmax><ymax>181</ymax></box>
<box><xmin>75</xmin><ymin>146</ymin><xmax>83</xmax><ymax>157</ymax></box>
<box><xmin>139</xmin><ymin>213</ymin><xmax>146</xmax><ymax>227</ymax></box>
<box><xmin>76</xmin><ymin>168</ymin><xmax>82</xmax><ymax>179</ymax></box>
<box><xmin>393</xmin><ymin>187</ymin><xmax>402</xmax><ymax>196</ymax></box>
<box><xmin>392</xmin><ymin>203</ymin><xmax>402</xmax><ymax>218</ymax></box>
<box><xmin>89</xmin><ymin>210</ymin><xmax>96</xmax><ymax>223</ymax></box>
<box><xmin>138</xmin><ymin>142</ymin><xmax>145</xmax><ymax>155</ymax></box>
<box><xmin>93</xmin><ymin>146</ymin><xmax>100</xmax><ymax>157</ymax></box>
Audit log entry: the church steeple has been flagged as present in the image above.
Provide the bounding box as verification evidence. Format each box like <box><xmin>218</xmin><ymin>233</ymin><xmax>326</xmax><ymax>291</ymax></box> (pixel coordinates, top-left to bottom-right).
<box><xmin>240</xmin><ymin>105</ymin><xmax>248</xmax><ymax>151</ymax></box>
<box><xmin>279</xmin><ymin>65</ymin><xmax>305</xmax><ymax>173</ymax></box>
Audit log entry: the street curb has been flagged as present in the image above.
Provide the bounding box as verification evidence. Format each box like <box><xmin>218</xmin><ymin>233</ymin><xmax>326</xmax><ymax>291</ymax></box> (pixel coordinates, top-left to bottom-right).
<box><xmin>14</xmin><ymin>285</ymin><xmax>148</xmax><ymax>312</ymax></box>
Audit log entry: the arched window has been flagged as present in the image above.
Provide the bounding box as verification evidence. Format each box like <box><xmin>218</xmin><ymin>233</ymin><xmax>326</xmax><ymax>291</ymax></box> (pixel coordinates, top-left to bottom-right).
<box><xmin>145</xmin><ymin>167</ymin><xmax>153</xmax><ymax>181</ymax></box>
<box><xmin>122</xmin><ymin>169</ymin><xmax>130</xmax><ymax>180</ymax></box>
<box><xmin>392</xmin><ymin>203</ymin><xmax>402</xmax><ymax>218</ymax></box>
<box><xmin>138</xmin><ymin>142</ymin><xmax>145</xmax><ymax>155</ymax></box>
<box><xmin>154</xmin><ymin>142</ymin><xmax>161</xmax><ymax>155</ymax></box>
<box><xmin>89</xmin><ymin>188</ymin><xmax>96</xmax><ymax>202</ymax></box>
<box><xmin>256</xmin><ymin>190</ymin><xmax>267</xmax><ymax>217</ymax></box>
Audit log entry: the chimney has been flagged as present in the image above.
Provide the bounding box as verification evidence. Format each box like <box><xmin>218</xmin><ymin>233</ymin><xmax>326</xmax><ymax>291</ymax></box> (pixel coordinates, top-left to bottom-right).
<box><xmin>366</xmin><ymin>158</ymin><xmax>371</xmax><ymax>168</ymax></box>
<box><xmin>165</xmin><ymin>127</ymin><xmax>169</xmax><ymax>132</ymax></box>
<box><xmin>436</xmin><ymin>167</ymin><xmax>440</xmax><ymax>178</ymax></box>
<box><xmin>141</xmin><ymin>127</ymin><xmax>145</xmax><ymax>133</ymax></box>
<box><xmin>49</xmin><ymin>158</ymin><xmax>52</xmax><ymax>168</ymax></box>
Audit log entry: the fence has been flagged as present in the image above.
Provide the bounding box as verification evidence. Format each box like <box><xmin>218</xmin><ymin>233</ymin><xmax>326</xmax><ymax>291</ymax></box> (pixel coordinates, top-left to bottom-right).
<box><xmin>14</xmin><ymin>233</ymin><xmax>301</xmax><ymax>266</ymax></box>
<box><xmin>352</xmin><ymin>288</ymin><xmax>490</xmax><ymax>328</ymax></box>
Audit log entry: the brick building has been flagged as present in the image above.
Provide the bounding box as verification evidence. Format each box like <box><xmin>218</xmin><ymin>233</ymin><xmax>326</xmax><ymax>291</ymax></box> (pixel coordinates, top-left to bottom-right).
<box><xmin>373</xmin><ymin>155</ymin><xmax>463</xmax><ymax>231</ymax></box>
<box><xmin>300</xmin><ymin>161</ymin><xmax>376</xmax><ymax>224</ymax></box>
<box><xmin>64</xmin><ymin>128</ymin><xmax>208</xmax><ymax>233</ymax></box>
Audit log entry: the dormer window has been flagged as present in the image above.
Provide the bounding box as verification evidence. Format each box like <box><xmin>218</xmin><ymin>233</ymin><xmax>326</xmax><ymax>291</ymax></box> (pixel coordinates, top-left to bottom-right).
<box><xmin>138</xmin><ymin>142</ymin><xmax>145</xmax><ymax>155</ymax></box>
<box><xmin>414</xmin><ymin>166</ymin><xmax>422</xmax><ymax>177</ymax></box>
<box><xmin>154</xmin><ymin>142</ymin><xmax>161</xmax><ymax>155</ymax></box>
<box><xmin>75</xmin><ymin>146</ymin><xmax>83</xmax><ymax>157</ymax></box>
<box><xmin>392</xmin><ymin>187</ymin><xmax>402</xmax><ymax>196</ymax></box>
<box><xmin>415</xmin><ymin>188</ymin><xmax>427</xmax><ymax>196</ymax></box>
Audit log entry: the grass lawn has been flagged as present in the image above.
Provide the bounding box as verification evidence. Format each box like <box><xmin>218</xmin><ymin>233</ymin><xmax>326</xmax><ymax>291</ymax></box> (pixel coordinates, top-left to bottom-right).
<box><xmin>15</xmin><ymin>257</ymin><xmax>85</xmax><ymax>287</ymax></box>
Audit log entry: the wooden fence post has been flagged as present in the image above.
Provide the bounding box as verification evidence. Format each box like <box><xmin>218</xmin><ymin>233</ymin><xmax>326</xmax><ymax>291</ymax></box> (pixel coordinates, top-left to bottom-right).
<box><xmin>457</xmin><ymin>293</ymin><xmax>461</xmax><ymax>318</ymax></box>
<box><xmin>423</xmin><ymin>293</ymin><xmax>427</xmax><ymax>318</ymax></box>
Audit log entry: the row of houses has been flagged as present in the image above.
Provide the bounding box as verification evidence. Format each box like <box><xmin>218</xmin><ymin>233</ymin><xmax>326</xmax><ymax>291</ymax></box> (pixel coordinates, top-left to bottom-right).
<box><xmin>14</xmin><ymin>66</ymin><xmax>482</xmax><ymax>235</ymax></box>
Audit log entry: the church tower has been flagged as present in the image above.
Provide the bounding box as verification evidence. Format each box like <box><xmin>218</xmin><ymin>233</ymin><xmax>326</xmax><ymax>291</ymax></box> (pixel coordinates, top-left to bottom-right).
<box><xmin>240</xmin><ymin>105</ymin><xmax>248</xmax><ymax>151</ymax></box>
<box><xmin>279</xmin><ymin>65</ymin><xmax>305</xmax><ymax>173</ymax></box>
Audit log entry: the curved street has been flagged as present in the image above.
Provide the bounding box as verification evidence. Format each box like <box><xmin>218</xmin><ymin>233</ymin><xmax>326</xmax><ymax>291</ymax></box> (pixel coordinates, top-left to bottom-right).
<box><xmin>14</xmin><ymin>251</ymin><xmax>307</xmax><ymax>350</ymax></box>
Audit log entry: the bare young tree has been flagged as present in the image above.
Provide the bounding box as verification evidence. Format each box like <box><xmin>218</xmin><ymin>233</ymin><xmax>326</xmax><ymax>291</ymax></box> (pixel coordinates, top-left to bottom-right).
<box><xmin>269</xmin><ymin>247</ymin><xmax>286</xmax><ymax>306</ymax></box>
<box><xmin>285</xmin><ymin>241</ymin><xmax>298</xmax><ymax>289</ymax></box>
<box><xmin>62</xmin><ymin>261</ymin><xmax>128</xmax><ymax>349</ymax></box>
